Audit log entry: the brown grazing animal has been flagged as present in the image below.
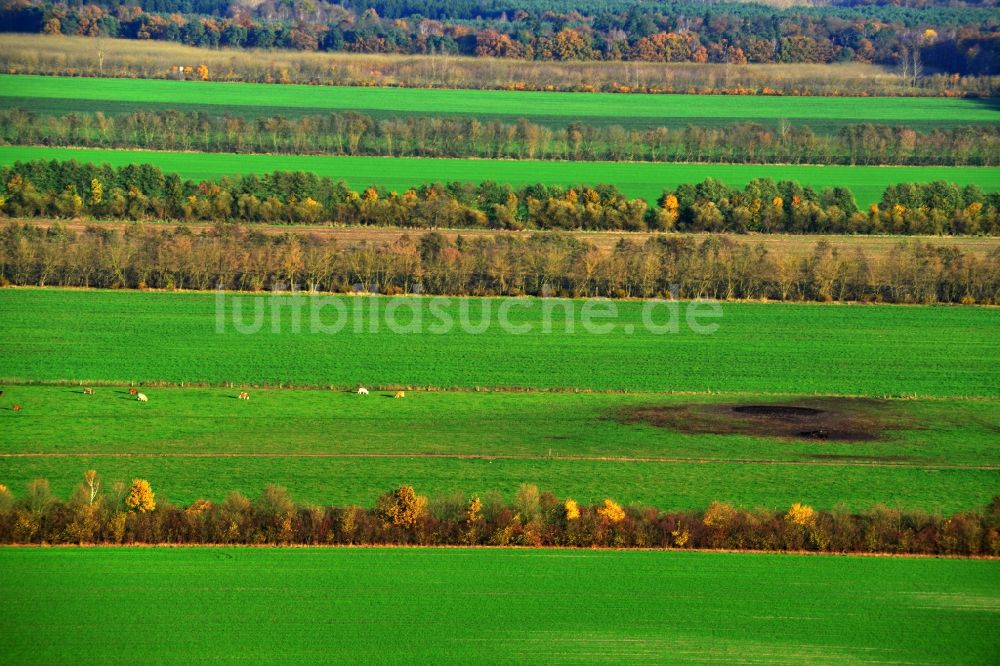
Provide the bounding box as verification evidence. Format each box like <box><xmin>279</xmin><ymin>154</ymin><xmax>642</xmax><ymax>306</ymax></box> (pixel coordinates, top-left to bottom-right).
<box><xmin>0</xmin><ymin>390</ymin><xmax>5</xmax><ymax>397</ymax></box>
<box><xmin>129</xmin><ymin>388</ymin><xmax>138</xmax><ymax>395</ymax></box>
<box><xmin>238</xmin><ymin>392</ymin><xmax>250</xmax><ymax>400</ymax></box>
<box><xmin>394</xmin><ymin>391</ymin><xmax>406</xmax><ymax>399</ymax></box>
<box><xmin>83</xmin><ymin>387</ymin><xmax>94</xmax><ymax>395</ymax></box>
<box><xmin>12</xmin><ymin>404</ymin><xmax>22</xmax><ymax>412</ymax></box>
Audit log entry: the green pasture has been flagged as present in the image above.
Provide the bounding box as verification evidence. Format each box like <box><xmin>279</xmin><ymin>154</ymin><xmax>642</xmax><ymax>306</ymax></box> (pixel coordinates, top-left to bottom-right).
<box><xmin>4</xmin><ymin>452</ymin><xmax>996</xmax><ymax>513</ymax></box>
<box><xmin>0</xmin><ymin>385</ymin><xmax>996</xmax><ymax>511</ymax></box>
<box><xmin>3</xmin><ymin>145</ymin><xmax>1000</xmax><ymax>205</ymax></box>
<box><xmin>2</xmin><ymin>74</ymin><xmax>997</xmax><ymax>132</ymax></box>
<box><xmin>4</xmin><ymin>387</ymin><xmax>997</xmax><ymax>464</ymax></box>
<box><xmin>1</xmin><ymin>289</ymin><xmax>997</xmax><ymax>511</ymax></box>
<box><xmin>1</xmin><ymin>290</ymin><xmax>996</xmax><ymax>397</ymax></box>
<box><xmin>2</xmin><ymin>548</ymin><xmax>997</xmax><ymax>664</ymax></box>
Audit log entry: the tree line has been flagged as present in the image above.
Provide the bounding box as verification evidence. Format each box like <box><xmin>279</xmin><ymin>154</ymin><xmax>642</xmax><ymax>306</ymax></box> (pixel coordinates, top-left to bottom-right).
<box><xmin>2</xmin><ymin>0</ymin><xmax>997</xmax><ymax>74</ymax></box>
<box><xmin>5</xmin><ymin>33</ymin><xmax>997</xmax><ymax>97</ymax></box>
<box><xmin>1</xmin><ymin>475</ymin><xmax>997</xmax><ymax>556</ymax></box>
<box><xmin>3</xmin><ymin>222</ymin><xmax>998</xmax><ymax>304</ymax></box>
<box><xmin>4</xmin><ymin>109</ymin><xmax>998</xmax><ymax>167</ymax></box>
<box><xmin>3</xmin><ymin>160</ymin><xmax>999</xmax><ymax>237</ymax></box>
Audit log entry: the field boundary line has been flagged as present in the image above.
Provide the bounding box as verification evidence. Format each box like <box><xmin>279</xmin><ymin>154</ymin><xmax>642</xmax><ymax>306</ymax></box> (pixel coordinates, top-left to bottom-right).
<box><xmin>3</xmin><ymin>284</ymin><xmax>1000</xmax><ymax>311</ymax></box>
<box><xmin>0</xmin><ymin>378</ymin><xmax>996</xmax><ymax>402</ymax></box>
<box><xmin>2</xmin><ymin>451</ymin><xmax>997</xmax><ymax>471</ymax></box>
<box><xmin>0</xmin><ymin>543</ymin><xmax>997</xmax><ymax>559</ymax></box>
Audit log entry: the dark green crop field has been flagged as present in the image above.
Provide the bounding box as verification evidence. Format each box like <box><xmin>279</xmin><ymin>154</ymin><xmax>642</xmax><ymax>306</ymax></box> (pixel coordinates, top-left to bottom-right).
<box><xmin>4</xmin><ymin>145</ymin><xmax>999</xmax><ymax>206</ymax></box>
<box><xmin>1</xmin><ymin>289</ymin><xmax>996</xmax><ymax>397</ymax></box>
<box><xmin>3</xmin><ymin>74</ymin><xmax>998</xmax><ymax>132</ymax></box>
<box><xmin>2</xmin><ymin>548</ymin><xmax>997</xmax><ymax>664</ymax></box>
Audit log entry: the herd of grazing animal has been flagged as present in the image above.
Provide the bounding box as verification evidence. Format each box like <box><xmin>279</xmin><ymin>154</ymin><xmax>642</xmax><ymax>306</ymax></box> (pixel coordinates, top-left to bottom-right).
<box><xmin>6</xmin><ymin>385</ymin><xmax>409</xmax><ymax>412</ymax></box>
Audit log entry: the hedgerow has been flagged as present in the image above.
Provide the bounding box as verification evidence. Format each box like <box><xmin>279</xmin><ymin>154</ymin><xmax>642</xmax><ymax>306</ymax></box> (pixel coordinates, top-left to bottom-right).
<box><xmin>2</xmin><ymin>476</ymin><xmax>998</xmax><ymax>555</ymax></box>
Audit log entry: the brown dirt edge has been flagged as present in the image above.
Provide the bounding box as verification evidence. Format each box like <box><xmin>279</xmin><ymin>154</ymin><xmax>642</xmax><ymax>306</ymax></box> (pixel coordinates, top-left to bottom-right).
<box><xmin>1</xmin><ymin>543</ymin><xmax>996</xmax><ymax>560</ymax></box>
<box><xmin>1</xmin><ymin>451</ymin><xmax>996</xmax><ymax>470</ymax></box>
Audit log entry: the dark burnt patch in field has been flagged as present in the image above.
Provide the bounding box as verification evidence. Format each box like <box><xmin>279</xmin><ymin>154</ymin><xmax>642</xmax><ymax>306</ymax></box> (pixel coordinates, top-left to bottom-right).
<box><xmin>620</xmin><ymin>398</ymin><xmax>908</xmax><ymax>442</ymax></box>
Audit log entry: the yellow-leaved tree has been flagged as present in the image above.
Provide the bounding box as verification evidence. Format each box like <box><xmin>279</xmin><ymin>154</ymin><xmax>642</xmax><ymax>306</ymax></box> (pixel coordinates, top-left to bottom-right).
<box><xmin>466</xmin><ymin>495</ymin><xmax>482</xmax><ymax>524</ymax></box>
<box><xmin>375</xmin><ymin>485</ymin><xmax>427</xmax><ymax>528</ymax></box>
<box><xmin>785</xmin><ymin>502</ymin><xmax>815</xmax><ymax>526</ymax></box>
<box><xmin>564</xmin><ymin>499</ymin><xmax>580</xmax><ymax>521</ymax></box>
<box><xmin>703</xmin><ymin>501</ymin><xmax>737</xmax><ymax>528</ymax></box>
<box><xmin>597</xmin><ymin>498</ymin><xmax>625</xmax><ymax>524</ymax></box>
<box><xmin>125</xmin><ymin>478</ymin><xmax>155</xmax><ymax>512</ymax></box>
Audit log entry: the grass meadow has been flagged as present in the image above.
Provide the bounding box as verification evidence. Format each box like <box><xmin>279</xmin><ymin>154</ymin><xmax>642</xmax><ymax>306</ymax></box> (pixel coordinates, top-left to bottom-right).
<box><xmin>0</xmin><ymin>289</ymin><xmax>996</xmax><ymax>511</ymax></box>
<box><xmin>2</xmin><ymin>548</ymin><xmax>997</xmax><ymax>664</ymax></box>
<box><xmin>1</xmin><ymin>290</ymin><xmax>997</xmax><ymax>397</ymax></box>
<box><xmin>4</xmin><ymin>145</ymin><xmax>999</xmax><ymax>206</ymax></box>
<box><xmin>0</xmin><ymin>385</ymin><xmax>996</xmax><ymax>511</ymax></box>
<box><xmin>3</xmin><ymin>73</ymin><xmax>997</xmax><ymax>131</ymax></box>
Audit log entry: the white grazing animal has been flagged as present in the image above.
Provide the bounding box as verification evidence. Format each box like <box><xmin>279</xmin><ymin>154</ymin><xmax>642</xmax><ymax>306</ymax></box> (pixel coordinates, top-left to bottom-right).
<box><xmin>357</xmin><ymin>387</ymin><xmax>369</xmax><ymax>395</ymax></box>
<box><xmin>136</xmin><ymin>393</ymin><xmax>149</xmax><ymax>402</ymax></box>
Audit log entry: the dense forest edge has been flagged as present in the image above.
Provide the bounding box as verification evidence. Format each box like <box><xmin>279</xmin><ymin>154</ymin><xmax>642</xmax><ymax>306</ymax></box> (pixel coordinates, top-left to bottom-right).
<box><xmin>3</xmin><ymin>0</ymin><xmax>997</xmax><ymax>75</ymax></box>
<box><xmin>1</xmin><ymin>476</ymin><xmax>998</xmax><ymax>555</ymax></box>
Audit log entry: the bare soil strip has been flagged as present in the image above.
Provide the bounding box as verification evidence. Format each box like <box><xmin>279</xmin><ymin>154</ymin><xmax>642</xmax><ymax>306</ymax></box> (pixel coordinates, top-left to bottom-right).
<box><xmin>620</xmin><ymin>397</ymin><xmax>915</xmax><ymax>442</ymax></box>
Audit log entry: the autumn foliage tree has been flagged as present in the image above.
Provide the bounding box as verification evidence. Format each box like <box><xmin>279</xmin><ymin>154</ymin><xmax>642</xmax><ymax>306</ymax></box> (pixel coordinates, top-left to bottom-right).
<box><xmin>375</xmin><ymin>485</ymin><xmax>427</xmax><ymax>528</ymax></box>
<box><xmin>125</xmin><ymin>478</ymin><xmax>155</xmax><ymax>513</ymax></box>
<box><xmin>597</xmin><ymin>499</ymin><xmax>626</xmax><ymax>524</ymax></box>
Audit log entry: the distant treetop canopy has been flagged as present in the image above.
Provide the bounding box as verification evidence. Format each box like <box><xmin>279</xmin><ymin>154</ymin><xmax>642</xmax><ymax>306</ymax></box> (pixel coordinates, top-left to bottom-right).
<box><xmin>1</xmin><ymin>0</ymin><xmax>997</xmax><ymax>73</ymax></box>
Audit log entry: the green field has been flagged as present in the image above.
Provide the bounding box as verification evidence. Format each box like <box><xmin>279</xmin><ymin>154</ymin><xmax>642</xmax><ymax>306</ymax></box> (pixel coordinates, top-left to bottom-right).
<box><xmin>2</xmin><ymin>290</ymin><xmax>997</xmax><ymax>397</ymax></box>
<box><xmin>4</xmin><ymin>145</ymin><xmax>1000</xmax><ymax>206</ymax></box>
<box><xmin>0</xmin><ymin>289</ymin><xmax>997</xmax><ymax>511</ymax></box>
<box><xmin>0</xmin><ymin>385</ymin><xmax>996</xmax><ymax>511</ymax></box>
<box><xmin>3</xmin><ymin>74</ymin><xmax>998</xmax><ymax>132</ymax></box>
<box><xmin>2</xmin><ymin>547</ymin><xmax>997</xmax><ymax>664</ymax></box>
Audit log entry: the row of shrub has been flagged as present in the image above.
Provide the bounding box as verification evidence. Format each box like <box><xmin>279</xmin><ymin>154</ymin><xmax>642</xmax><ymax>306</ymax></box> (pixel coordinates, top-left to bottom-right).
<box><xmin>2</xmin><ymin>475</ymin><xmax>998</xmax><ymax>555</ymax></box>
<box><xmin>4</xmin><ymin>159</ymin><xmax>999</xmax><ymax>235</ymax></box>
